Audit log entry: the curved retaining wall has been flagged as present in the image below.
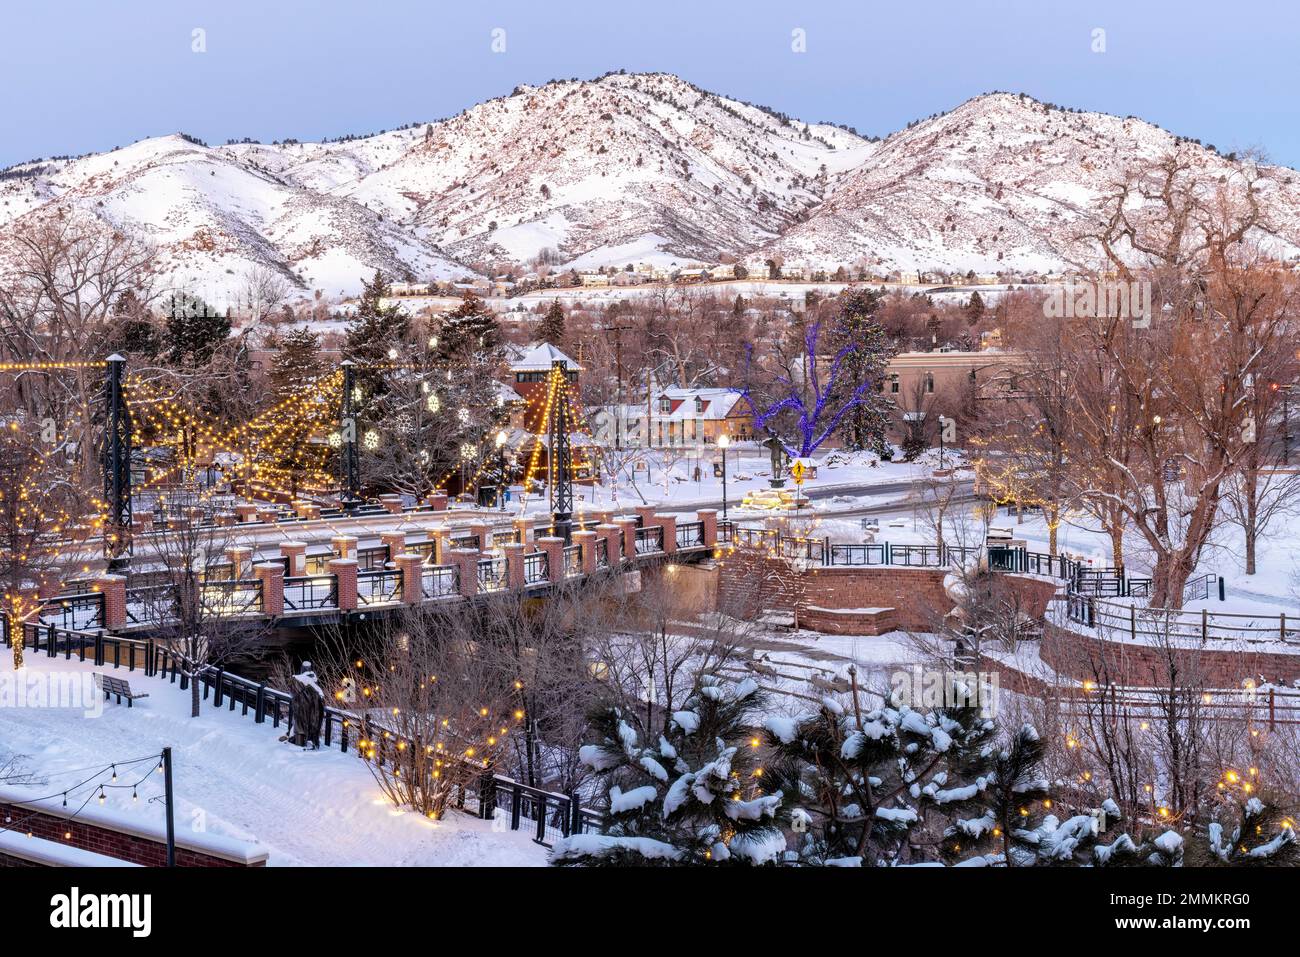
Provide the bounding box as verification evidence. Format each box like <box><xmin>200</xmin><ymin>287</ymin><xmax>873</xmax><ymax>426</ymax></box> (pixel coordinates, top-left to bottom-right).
<box><xmin>716</xmin><ymin>549</ymin><xmax>1056</xmax><ymax>636</ymax></box>
<box><xmin>1039</xmin><ymin>623</ymin><xmax>1300</xmax><ymax>688</ymax></box>
<box><xmin>718</xmin><ymin>548</ymin><xmax>1291</xmax><ymax>688</ymax></box>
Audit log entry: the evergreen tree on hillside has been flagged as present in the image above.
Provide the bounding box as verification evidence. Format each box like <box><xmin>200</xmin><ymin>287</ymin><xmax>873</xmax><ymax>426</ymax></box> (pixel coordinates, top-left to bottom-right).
<box><xmin>345</xmin><ymin>271</ymin><xmax>409</xmax><ymax>368</ymax></box>
<box><xmin>537</xmin><ymin>300</ymin><xmax>567</xmax><ymax>348</ymax></box>
<box><xmin>344</xmin><ymin>270</ymin><xmax>410</xmax><ymax>403</ymax></box>
<box><xmin>109</xmin><ymin>290</ymin><xmax>161</xmax><ymax>358</ymax></box>
<box><xmin>551</xmin><ymin>677</ymin><xmax>785</xmax><ymax>867</ymax></box>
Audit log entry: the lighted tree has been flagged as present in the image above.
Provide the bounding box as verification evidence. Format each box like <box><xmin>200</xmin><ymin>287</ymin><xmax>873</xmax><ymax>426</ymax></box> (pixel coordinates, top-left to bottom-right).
<box><xmin>0</xmin><ymin>422</ymin><xmax>97</xmax><ymax>669</ymax></box>
<box><xmin>739</xmin><ymin>317</ymin><xmax>893</xmax><ymax>459</ymax></box>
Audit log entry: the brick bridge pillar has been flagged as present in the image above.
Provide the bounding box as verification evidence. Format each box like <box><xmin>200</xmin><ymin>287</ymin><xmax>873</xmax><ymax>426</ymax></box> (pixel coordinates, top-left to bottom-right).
<box><xmin>329</xmin><ymin>558</ymin><xmax>358</xmax><ymax>611</ymax></box>
<box><xmin>254</xmin><ymin>562</ymin><xmax>284</xmax><ymax>616</ymax></box>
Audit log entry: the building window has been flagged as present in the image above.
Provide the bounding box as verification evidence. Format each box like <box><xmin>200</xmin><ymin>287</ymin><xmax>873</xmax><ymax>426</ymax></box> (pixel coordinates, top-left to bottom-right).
<box><xmin>889</xmin><ymin>374</ymin><xmax>900</xmax><ymax>394</ymax></box>
<box><xmin>925</xmin><ymin>373</ymin><xmax>935</xmax><ymax>394</ymax></box>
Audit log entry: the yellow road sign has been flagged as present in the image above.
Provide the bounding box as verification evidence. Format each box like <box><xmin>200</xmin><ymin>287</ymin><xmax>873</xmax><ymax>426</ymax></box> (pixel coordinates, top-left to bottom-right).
<box><xmin>790</xmin><ymin>460</ymin><xmax>806</xmax><ymax>484</ymax></box>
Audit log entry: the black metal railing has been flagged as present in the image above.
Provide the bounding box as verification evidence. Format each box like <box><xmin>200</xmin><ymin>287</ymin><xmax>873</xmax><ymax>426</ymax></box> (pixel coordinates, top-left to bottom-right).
<box><xmin>827</xmin><ymin>543</ymin><xmax>887</xmax><ymax>566</ymax></box>
<box><xmin>675</xmin><ymin>521</ymin><xmax>705</xmax><ymax>549</ymax></box>
<box><xmin>17</xmin><ymin>621</ymin><xmax>151</xmax><ymax>672</ymax></box>
<box><xmin>633</xmin><ymin>526</ymin><xmax>664</xmax><ymax>555</ymax></box>
<box><xmin>357</xmin><ymin>546</ymin><xmax>390</xmax><ymax>572</ymax></box>
<box><xmin>422</xmin><ymin>565</ymin><xmax>459</xmax><ymax>599</ymax></box>
<box><xmin>283</xmin><ymin>575</ymin><xmax>338</xmax><ymax>612</ymax></box>
<box><xmin>563</xmin><ymin>545</ymin><xmax>583</xmax><ymax>577</ymax></box>
<box><xmin>357</xmin><ymin>569</ymin><xmax>402</xmax><ymax>606</ymax></box>
<box><xmin>38</xmin><ymin>592</ymin><xmax>105</xmax><ymax>631</ymax></box>
<box><xmin>594</xmin><ymin>537</ymin><xmax>610</xmax><ymax>569</ymax></box>
<box><xmin>1184</xmin><ymin>572</ymin><xmax>1215</xmax><ymax>604</ymax></box>
<box><xmin>524</xmin><ymin>552</ymin><xmax>549</xmax><ymax>586</ymax></box>
<box><xmin>199</xmin><ymin>579</ymin><xmax>263</xmax><ymax>616</ymax></box>
<box><xmin>477</xmin><ymin>557</ymin><xmax>507</xmax><ymax>592</ymax></box>
<box><xmin>124</xmin><ymin>584</ymin><xmax>177</xmax><ymax>625</ymax></box>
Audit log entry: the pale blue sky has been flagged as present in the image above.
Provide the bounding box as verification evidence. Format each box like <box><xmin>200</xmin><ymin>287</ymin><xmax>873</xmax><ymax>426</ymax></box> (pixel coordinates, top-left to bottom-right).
<box><xmin>2</xmin><ymin>0</ymin><xmax>1297</xmax><ymax>168</ymax></box>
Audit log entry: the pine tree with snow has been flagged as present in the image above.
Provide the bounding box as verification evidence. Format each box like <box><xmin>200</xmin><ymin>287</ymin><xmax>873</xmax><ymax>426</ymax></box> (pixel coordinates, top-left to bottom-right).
<box><xmin>1202</xmin><ymin>779</ymin><xmax>1297</xmax><ymax>866</ymax></box>
<box><xmin>761</xmin><ymin>668</ymin><xmax>997</xmax><ymax>866</ymax></box>
<box><xmin>537</xmin><ymin>300</ymin><xmax>566</xmax><ymax>348</ymax></box>
<box><xmin>943</xmin><ymin>724</ymin><xmax>1141</xmax><ymax>867</ymax></box>
<box><xmin>550</xmin><ymin>676</ymin><xmax>785</xmax><ymax>866</ymax></box>
<box><xmin>269</xmin><ymin>327</ymin><xmax>325</xmax><ymax>403</ymax></box>
<box><xmin>344</xmin><ymin>270</ymin><xmax>410</xmax><ymax>399</ymax></box>
<box><xmin>437</xmin><ymin>291</ymin><xmax>500</xmax><ymax>363</ymax></box>
<box><xmin>827</xmin><ymin>288</ymin><xmax>895</xmax><ymax>454</ymax></box>
<box><xmin>165</xmin><ymin>292</ymin><xmax>231</xmax><ymax>367</ymax></box>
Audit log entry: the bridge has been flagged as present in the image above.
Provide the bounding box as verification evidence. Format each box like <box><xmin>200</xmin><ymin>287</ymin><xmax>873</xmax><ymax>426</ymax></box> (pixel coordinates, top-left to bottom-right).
<box><xmin>19</xmin><ymin>502</ymin><xmax>725</xmax><ymax>639</ymax></box>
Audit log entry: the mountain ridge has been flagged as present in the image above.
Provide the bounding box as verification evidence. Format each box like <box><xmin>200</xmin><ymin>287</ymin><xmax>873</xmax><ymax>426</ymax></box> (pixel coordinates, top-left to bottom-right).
<box><xmin>3</xmin><ymin>74</ymin><xmax>1296</xmax><ymax>301</ymax></box>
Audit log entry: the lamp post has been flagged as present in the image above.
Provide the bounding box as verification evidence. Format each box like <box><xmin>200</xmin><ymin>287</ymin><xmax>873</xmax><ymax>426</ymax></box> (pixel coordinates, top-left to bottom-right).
<box><xmin>460</xmin><ymin>442</ymin><xmax>477</xmax><ymax>503</ymax></box>
<box><xmin>717</xmin><ymin>432</ymin><xmax>731</xmax><ymax>519</ymax></box>
<box><xmin>495</xmin><ymin>429</ymin><xmax>508</xmax><ymax>509</ymax></box>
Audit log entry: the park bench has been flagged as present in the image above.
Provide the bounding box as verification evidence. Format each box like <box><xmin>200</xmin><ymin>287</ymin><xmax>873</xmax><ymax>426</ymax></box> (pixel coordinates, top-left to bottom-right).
<box><xmin>94</xmin><ymin>672</ymin><xmax>150</xmax><ymax>707</ymax></box>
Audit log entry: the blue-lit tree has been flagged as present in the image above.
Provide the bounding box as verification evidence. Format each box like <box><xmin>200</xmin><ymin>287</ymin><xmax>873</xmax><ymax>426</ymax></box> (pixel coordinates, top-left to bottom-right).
<box><xmin>739</xmin><ymin>312</ymin><xmax>894</xmax><ymax>460</ymax></box>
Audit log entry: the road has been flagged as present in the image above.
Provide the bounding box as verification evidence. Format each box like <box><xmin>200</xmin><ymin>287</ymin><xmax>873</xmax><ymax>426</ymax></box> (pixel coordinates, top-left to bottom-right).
<box><xmin>660</xmin><ymin>478</ymin><xmax>978</xmax><ymax>518</ymax></box>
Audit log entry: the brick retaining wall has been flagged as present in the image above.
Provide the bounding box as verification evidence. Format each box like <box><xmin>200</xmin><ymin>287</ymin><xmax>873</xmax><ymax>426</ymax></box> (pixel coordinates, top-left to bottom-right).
<box><xmin>0</xmin><ymin>799</ymin><xmax>266</xmax><ymax>867</ymax></box>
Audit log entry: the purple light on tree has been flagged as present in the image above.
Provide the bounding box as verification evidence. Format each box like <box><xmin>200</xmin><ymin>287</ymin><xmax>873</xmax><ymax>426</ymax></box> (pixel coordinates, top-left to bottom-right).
<box><xmin>739</xmin><ymin>319</ymin><xmax>884</xmax><ymax>458</ymax></box>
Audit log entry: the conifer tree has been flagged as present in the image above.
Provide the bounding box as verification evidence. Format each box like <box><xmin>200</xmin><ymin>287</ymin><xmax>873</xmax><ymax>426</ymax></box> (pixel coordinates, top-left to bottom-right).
<box><xmin>551</xmin><ymin>677</ymin><xmax>785</xmax><ymax>866</ymax></box>
<box><xmin>537</xmin><ymin>300</ymin><xmax>567</xmax><ymax>348</ymax></box>
<box><xmin>762</xmin><ymin>670</ymin><xmax>997</xmax><ymax>865</ymax></box>
<box><xmin>344</xmin><ymin>271</ymin><xmax>410</xmax><ymax>394</ymax></box>
<box><xmin>165</xmin><ymin>292</ymin><xmax>230</xmax><ymax>367</ymax></box>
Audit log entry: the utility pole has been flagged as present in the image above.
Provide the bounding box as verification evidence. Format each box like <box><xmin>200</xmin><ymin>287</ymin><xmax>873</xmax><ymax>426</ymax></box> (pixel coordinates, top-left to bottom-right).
<box><xmin>612</xmin><ymin>324</ymin><xmax>630</xmax><ymax>450</ymax></box>
<box><xmin>162</xmin><ymin>747</ymin><xmax>176</xmax><ymax>867</ymax></box>
<box><xmin>104</xmin><ymin>354</ymin><xmax>132</xmax><ymax>570</ymax></box>
<box><xmin>340</xmin><ymin>360</ymin><xmax>360</xmax><ymax>512</ymax></box>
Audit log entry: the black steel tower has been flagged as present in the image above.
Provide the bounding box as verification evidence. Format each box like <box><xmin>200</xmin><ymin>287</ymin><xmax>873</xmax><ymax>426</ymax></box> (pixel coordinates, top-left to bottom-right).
<box><xmin>103</xmin><ymin>354</ymin><xmax>132</xmax><ymax>568</ymax></box>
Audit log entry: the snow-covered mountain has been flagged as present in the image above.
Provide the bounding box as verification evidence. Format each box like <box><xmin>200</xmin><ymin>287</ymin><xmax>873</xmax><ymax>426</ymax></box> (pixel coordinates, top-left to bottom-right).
<box><xmin>762</xmin><ymin>91</ymin><xmax>1300</xmax><ymax>275</ymax></box>
<box><xmin>3</xmin><ymin>76</ymin><xmax>1297</xmax><ymax>301</ymax></box>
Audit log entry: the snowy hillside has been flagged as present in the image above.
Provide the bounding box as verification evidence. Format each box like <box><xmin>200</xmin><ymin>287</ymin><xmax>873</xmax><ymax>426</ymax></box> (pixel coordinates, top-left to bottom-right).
<box><xmin>4</xmin><ymin>78</ymin><xmax>1297</xmax><ymax>301</ymax></box>
<box><xmin>762</xmin><ymin>92</ymin><xmax>1300</xmax><ymax>275</ymax></box>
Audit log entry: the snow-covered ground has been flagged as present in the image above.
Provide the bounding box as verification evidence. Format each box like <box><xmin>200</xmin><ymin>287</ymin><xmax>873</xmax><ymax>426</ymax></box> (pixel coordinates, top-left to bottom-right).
<box><xmin>541</xmin><ymin>446</ymin><xmax>966</xmax><ymax>519</ymax></box>
<box><xmin>0</xmin><ymin>654</ymin><xmax>545</xmax><ymax>866</ymax></box>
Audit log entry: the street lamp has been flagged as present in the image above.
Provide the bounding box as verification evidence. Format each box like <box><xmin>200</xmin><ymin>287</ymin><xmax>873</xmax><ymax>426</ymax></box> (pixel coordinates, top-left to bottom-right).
<box><xmin>460</xmin><ymin>442</ymin><xmax>477</xmax><ymax>503</ymax></box>
<box><xmin>495</xmin><ymin>429</ymin><xmax>508</xmax><ymax>509</ymax></box>
<box><xmin>717</xmin><ymin>432</ymin><xmax>731</xmax><ymax>520</ymax></box>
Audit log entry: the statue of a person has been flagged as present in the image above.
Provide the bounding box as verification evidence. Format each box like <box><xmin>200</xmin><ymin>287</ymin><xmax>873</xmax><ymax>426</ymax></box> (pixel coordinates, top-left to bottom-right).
<box><xmin>288</xmin><ymin>660</ymin><xmax>325</xmax><ymax>749</ymax></box>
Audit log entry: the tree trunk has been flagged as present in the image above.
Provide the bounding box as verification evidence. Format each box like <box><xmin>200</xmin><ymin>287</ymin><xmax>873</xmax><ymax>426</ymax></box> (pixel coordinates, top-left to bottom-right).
<box><xmin>1152</xmin><ymin>553</ymin><xmax>1196</xmax><ymax>611</ymax></box>
<box><xmin>1109</xmin><ymin>525</ymin><xmax>1124</xmax><ymax>571</ymax></box>
<box><xmin>1243</xmin><ymin>470</ymin><xmax>1259</xmax><ymax>575</ymax></box>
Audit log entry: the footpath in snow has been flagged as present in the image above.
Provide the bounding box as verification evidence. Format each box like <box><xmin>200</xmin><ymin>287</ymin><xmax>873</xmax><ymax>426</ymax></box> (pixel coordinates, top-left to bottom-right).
<box><xmin>0</xmin><ymin>654</ymin><xmax>545</xmax><ymax>866</ymax></box>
